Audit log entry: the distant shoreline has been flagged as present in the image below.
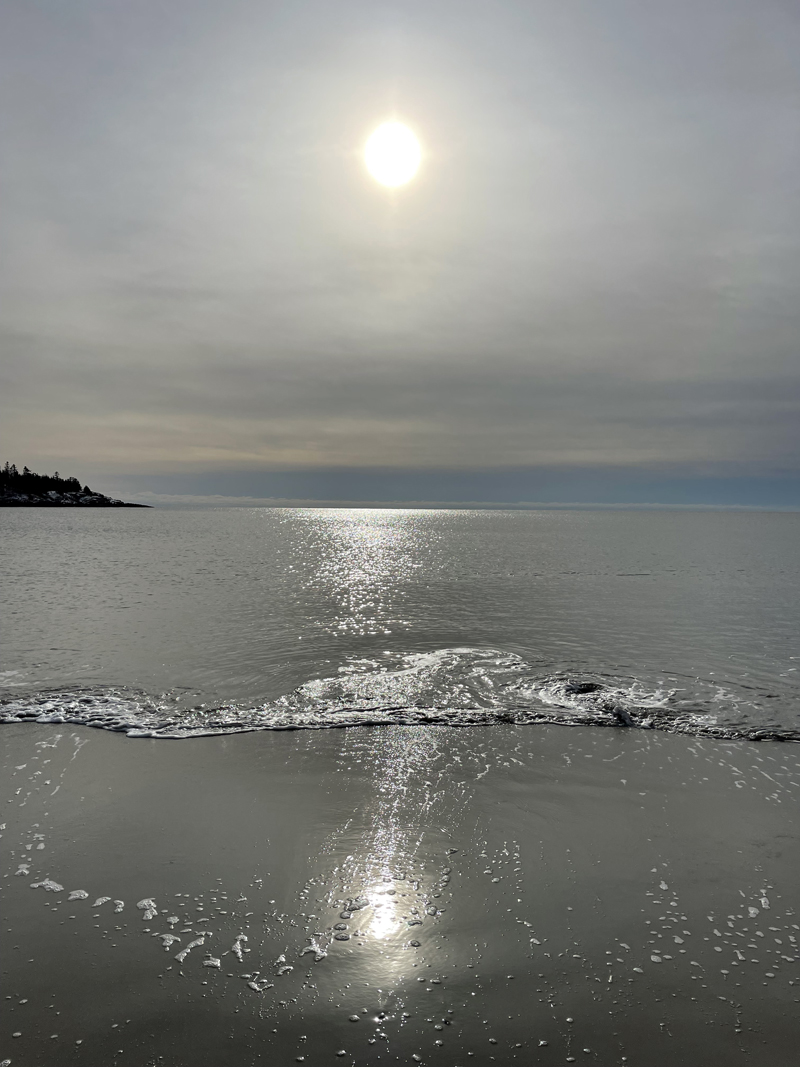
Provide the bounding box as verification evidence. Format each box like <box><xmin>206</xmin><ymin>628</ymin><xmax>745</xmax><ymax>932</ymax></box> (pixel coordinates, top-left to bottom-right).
<box><xmin>0</xmin><ymin>462</ymin><xmax>151</xmax><ymax>507</ymax></box>
<box><xmin>0</xmin><ymin>497</ymin><xmax>150</xmax><ymax>507</ymax></box>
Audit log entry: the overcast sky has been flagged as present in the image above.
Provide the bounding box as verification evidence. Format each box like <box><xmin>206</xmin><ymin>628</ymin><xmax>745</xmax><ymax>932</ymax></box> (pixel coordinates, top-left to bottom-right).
<box><xmin>2</xmin><ymin>0</ymin><xmax>800</xmax><ymax>504</ymax></box>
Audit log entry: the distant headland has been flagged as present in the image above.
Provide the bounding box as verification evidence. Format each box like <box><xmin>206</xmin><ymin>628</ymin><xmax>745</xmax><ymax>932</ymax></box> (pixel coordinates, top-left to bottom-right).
<box><xmin>0</xmin><ymin>463</ymin><xmax>150</xmax><ymax>507</ymax></box>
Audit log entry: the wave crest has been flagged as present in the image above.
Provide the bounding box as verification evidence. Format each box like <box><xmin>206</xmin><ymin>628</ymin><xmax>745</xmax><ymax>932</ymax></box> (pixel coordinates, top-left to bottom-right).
<box><xmin>0</xmin><ymin>648</ymin><xmax>796</xmax><ymax>741</ymax></box>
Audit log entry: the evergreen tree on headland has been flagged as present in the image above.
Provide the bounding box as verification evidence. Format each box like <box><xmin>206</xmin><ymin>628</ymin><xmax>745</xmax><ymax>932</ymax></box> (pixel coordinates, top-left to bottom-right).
<box><xmin>1</xmin><ymin>462</ymin><xmax>86</xmax><ymax>496</ymax></box>
<box><xmin>0</xmin><ymin>462</ymin><xmax>149</xmax><ymax>506</ymax></box>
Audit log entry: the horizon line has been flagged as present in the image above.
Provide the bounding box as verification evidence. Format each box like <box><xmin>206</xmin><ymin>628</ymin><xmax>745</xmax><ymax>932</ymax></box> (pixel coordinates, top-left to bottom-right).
<box><xmin>122</xmin><ymin>492</ymin><xmax>800</xmax><ymax>512</ymax></box>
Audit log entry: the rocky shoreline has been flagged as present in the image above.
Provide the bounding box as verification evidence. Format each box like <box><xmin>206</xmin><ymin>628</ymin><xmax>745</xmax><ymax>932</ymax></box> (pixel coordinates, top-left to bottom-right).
<box><xmin>0</xmin><ymin>490</ymin><xmax>149</xmax><ymax>507</ymax></box>
<box><xmin>1</xmin><ymin>462</ymin><xmax>151</xmax><ymax>507</ymax></box>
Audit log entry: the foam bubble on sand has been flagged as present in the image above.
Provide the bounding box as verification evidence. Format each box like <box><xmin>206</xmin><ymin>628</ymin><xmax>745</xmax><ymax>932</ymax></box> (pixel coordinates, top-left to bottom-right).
<box><xmin>231</xmin><ymin>934</ymin><xmax>248</xmax><ymax>960</ymax></box>
<box><xmin>247</xmin><ymin>977</ymin><xmax>275</xmax><ymax>992</ymax></box>
<box><xmin>15</xmin><ymin>863</ymin><xmax>30</xmax><ymax>876</ymax></box>
<box><xmin>175</xmin><ymin>937</ymin><xmax>205</xmax><ymax>962</ymax></box>
<box><xmin>93</xmin><ymin>896</ymin><xmax>111</xmax><ymax>907</ymax></box>
<box><xmin>113</xmin><ymin>900</ymin><xmax>124</xmax><ymax>912</ymax></box>
<box><xmin>31</xmin><ymin>878</ymin><xmax>63</xmax><ymax>892</ymax></box>
<box><xmin>154</xmin><ymin>933</ymin><xmax>182</xmax><ymax>950</ymax></box>
<box><xmin>136</xmin><ymin>898</ymin><xmax>157</xmax><ymax>920</ymax></box>
<box><xmin>300</xmin><ymin>938</ymin><xmax>328</xmax><ymax>961</ymax></box>
<box><xmin>68</xmin><ymin>889</ymin><xmax>89</xmax><ymax>900</ymax></box>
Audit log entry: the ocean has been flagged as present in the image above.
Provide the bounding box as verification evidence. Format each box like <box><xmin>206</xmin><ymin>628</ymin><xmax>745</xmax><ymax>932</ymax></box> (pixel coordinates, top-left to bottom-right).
<box><xmin>2</xmin><ymin>507</ymin><xmax>799</xmax><ymax>737</ymax></box>
<box><xmin>2</xmin><ymin>507</ymin><xmax>799</xmax><ymax>1065</ymax></box>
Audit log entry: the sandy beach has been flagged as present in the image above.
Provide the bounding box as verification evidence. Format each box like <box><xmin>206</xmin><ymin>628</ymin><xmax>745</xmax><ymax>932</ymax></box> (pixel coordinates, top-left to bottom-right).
<box><xmin>3</xmin><ymin>722</ymin><xmax>798</xmax><ymax>1066</ymax></box>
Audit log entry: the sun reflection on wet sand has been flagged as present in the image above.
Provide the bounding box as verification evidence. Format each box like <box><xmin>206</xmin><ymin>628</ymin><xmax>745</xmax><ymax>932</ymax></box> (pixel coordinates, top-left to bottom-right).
<box><xmin>365</xmin><ymin>884</ymin><xmax>403</xmax><ymax>941</ymax></box>
<box><xmin>319</xmin><ymin>727</ymin><xmax>457</xmax><ymax>987</ymax></box>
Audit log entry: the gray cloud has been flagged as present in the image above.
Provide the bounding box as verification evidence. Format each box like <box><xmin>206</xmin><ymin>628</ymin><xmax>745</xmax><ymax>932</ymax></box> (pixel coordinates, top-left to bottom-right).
<box><xmin>2</xmin><ymin>0</ymin><xmax>800</xmax><ymax>502</ymax></box>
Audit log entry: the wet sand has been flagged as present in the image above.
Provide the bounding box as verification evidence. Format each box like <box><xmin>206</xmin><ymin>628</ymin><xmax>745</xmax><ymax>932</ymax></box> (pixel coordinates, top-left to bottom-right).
<box><xmin>2</xmin><ymin>723</ymin><xmax>799</xmax><ymax>1066</ymax></box>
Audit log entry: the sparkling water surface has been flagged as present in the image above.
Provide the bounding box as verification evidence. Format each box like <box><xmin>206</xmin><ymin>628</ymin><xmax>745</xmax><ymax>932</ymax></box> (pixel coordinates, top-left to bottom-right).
<box><xmin>1</xmin><ymin>507</ymin><xmax>799</xmax><ymax>738</ymax></box>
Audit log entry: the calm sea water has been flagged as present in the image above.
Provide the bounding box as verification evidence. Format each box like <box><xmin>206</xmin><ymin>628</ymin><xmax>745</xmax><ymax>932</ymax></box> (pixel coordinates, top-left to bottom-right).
<box><xmin>1</xmin><ymin>507</ymin><xmax>799</xmax><ymax>739</ymax></box>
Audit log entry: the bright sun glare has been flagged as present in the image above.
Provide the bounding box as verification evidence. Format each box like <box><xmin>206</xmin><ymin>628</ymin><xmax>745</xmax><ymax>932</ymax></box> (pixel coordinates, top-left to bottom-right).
<box><xmin>364</xmin><ymin>122</ymin><xmax>421</xmax><ymax>187</ymax></box>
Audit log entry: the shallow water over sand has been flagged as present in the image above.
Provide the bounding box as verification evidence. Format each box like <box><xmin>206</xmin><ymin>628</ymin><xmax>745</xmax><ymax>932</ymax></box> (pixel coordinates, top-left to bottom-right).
<box><xmin>2</xmin><ymin>723</ymin><xmax>799</xmax><ymax>1066</ymax></box>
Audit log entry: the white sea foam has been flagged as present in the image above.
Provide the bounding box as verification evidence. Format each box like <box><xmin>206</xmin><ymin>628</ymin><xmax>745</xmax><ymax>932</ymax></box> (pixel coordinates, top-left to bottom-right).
<box><xmin>175</xmin><ymin>937</ymin><xmax>205</xmax><ymax>963</ymax></box>
<box><xmin>137</xmin><ymin>898</ymin><xmax>157</xmax><ymax>920</ymax></box>
<box><xmin>155</xmin><ymin>933</ymin><xmax>182</xmax><ymax>950</ymax></box>
<box><xmin>247</xmin><ymin>977</ymin><xmax>274</xmax><ymax>993</ymax></box>
<box><xmin>1</xmin><ymin>648</ymin><xmax>795</xmax><ymax>740</ymax></box>
<box><xmin>299</xmin><ymin>938</ymin><xmax>328</xmax><ymax>961</ymax></box>
<box><xmin>31</xmin><ymin>878</ymin><xmax>63</xmax><ymax>892</ymax></box>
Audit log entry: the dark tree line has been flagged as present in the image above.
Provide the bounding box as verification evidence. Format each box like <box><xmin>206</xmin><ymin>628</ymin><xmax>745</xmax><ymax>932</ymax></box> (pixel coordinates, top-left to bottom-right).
<box><xmin>1</xmin><ymin>462</ymin><xmax>92</xmax><ymax>496</ymax></box>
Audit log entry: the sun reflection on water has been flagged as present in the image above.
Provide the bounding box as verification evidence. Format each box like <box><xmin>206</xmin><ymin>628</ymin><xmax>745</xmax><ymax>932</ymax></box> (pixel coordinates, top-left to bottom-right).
<box><xmin>294</xmin><ymin>508</ymin><xmax>437</xmax><ymax>637</ymax></box>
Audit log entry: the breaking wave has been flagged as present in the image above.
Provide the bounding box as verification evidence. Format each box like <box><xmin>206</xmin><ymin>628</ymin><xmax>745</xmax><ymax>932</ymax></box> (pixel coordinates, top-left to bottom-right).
<box><xmin>1</xmin><ymin>648</ymin><xmax>797</xmax><ymax>742</ymax></box>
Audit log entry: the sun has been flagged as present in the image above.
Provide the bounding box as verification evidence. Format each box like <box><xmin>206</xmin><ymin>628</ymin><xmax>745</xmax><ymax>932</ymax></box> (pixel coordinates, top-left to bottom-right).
<box><xmin>364</xmin><ymin>122</ymin><xmax>421</xmax><ymax>187</ymax></box>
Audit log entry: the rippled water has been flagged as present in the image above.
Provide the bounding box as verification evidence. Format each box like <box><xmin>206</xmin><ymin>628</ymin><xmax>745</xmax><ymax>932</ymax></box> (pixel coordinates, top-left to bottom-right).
<box><xmin>1</xmin><ymin>507</ymin><xmax>799</xmax><ymax>739</ymax></box>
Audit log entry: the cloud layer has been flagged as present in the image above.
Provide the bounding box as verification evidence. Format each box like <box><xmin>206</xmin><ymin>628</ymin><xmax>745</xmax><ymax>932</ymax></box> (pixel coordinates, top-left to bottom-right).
<box><xmin>2</xmin><ymin>0</ymin><xmax>800</xmax><ymax>503</ymax></box>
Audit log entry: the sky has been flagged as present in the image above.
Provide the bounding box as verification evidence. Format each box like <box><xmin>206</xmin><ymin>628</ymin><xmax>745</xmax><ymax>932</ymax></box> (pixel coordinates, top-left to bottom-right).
<box><xmin>2</xmin><ymin>0</ymin><xmax>800</xmax><ymax>506</ymax></box>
